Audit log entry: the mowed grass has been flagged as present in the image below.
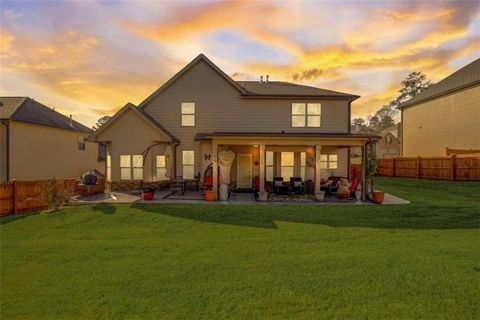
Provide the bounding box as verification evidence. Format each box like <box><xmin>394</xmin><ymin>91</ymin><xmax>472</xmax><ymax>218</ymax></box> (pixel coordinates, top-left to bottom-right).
<box><xmin>1</xmin><ymin>177</ymin><xmax>479</xmax><ymax>319</ymax></box>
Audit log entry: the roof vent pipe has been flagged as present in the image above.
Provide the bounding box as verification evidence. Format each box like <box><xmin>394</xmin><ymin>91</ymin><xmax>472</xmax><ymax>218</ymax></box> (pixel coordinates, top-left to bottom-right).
<box><xmin>266</xmin><ymin>75</ymin><xmax>269</xmax><ymax>83</ymax></box>
<box><xmin>260</xmin><ymin>75</ymin><xmax>263</xmax><ymax>83</ymax></box>
<box><xmin>69</xmin><ymin>114</ymin><xmax>73</xmax><ymax>127</ymax></box>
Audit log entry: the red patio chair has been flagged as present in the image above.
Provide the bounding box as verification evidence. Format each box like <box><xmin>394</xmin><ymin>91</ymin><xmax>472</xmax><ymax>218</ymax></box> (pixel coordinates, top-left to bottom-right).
<box><xmin>349</xmin><ymin>179</ymin><xmax>360</xmax><ymax>199</ymax></box>
<box><xmin>337</xmin><ymin>179</ymin><xmax>359</xmax><ymax>200</ymax></box>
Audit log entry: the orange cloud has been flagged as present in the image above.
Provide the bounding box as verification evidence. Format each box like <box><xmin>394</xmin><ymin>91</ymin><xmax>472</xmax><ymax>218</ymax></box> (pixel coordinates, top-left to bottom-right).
<box><xmin>1</xmin><ymin>0</ymin><xmax>479</xmax><ymax>125</ymax></box>
<box><xmin>0</xmin><ymin>30</ymin><xmax>15</xmax><ymax>56</ymax></box>
<box><xmin>120</xmin><ymin>0</ymin><xmax>303</xmax><ymax>55</ymax></box>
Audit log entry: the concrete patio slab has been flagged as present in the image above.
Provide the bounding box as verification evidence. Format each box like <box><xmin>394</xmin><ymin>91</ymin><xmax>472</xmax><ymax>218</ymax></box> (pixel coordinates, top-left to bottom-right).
<box><xmin>71</xmin><ymin>189</ymin><xmax>410</xmax><ymax>206</ymax></box>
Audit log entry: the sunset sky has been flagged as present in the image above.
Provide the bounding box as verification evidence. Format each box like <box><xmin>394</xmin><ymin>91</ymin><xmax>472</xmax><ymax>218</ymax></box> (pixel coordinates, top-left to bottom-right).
<box><xmin>1</xmin><ymin>0</ymin><xmax>479</xmax><ymax>127</ymax></box>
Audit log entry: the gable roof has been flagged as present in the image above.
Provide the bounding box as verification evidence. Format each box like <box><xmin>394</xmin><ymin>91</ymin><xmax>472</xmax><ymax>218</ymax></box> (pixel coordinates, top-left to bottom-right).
<box><xmin>89</xmin><ymin>103</ymin><xmax>178</xmax><ymax>142</ymax></box>
<box><xmin>139</xmin><ymin>54</ymin><xmax>360</xmax><ymax>108</ymax></box>
<box><xmin>238</xmin><ymin>81</ymin><xmax>359</xmax><ymax>99</ymax></box>
<box><xmin>0</xmin><ymin>97</ymin><xmax>91</xmax><ymax>133</ymax></box>
<box><xmin>399</xmin><ymin>58</ymin><xmax>480</xmax><ymax>109</ymax></box>
<box><xmin>139</xmin><ymin>54</ymin><xmax>247</xmax><ymax>108</ymax></box>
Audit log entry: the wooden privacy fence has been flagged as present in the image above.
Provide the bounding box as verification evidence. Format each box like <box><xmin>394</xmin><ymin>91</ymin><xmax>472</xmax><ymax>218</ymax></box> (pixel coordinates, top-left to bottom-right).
<box><xmin>376</xmin><ymin>156</ymin><xmax>480</xmax><ymax>181</ymax></box>
<box><xmin>0</xmin><ymin>178</ymin><xmax>105</xmax><ymax>216</ymax></box>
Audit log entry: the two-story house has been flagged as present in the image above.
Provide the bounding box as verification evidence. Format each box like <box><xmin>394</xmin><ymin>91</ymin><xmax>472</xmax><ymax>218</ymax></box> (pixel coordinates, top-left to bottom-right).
<box><xmin>88</xmin><ymin>54</ymin><xmax>377</xmax><ymax>200</ymax></box>
<box><xmin>400</xmin><ymin>58</ymin><xmax>480</xmax><ymax>156</ymax></box>
<box><xmin>1</xmin><ymin>97</ymin><xmax>104</xmax><ymax>181</ymax></box>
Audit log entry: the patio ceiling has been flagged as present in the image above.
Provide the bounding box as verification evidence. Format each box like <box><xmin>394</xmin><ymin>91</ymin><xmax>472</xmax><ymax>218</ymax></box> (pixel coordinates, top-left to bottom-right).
<box><xmin>200</xmin><ymin>132</ymin><xmax>378</xmax><ymax>147</ymax></box>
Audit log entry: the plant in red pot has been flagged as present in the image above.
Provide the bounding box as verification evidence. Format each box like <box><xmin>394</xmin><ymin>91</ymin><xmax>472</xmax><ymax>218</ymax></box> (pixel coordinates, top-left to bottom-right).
<box><xmin>366</xmin><ymin>150</ymin><xmax>384</xmax><ymax>204</ymax></box>
<box><xmin>142</xmin><ymin>187</ymin><xmax>155</xmax><ymax>200</ymax></box>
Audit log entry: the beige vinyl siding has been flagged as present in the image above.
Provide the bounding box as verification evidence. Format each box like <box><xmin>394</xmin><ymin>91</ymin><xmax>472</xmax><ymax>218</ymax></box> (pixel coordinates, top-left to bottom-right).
<box><xmin>97</xmin><ymin>109</ymin><xmax>170</xmax><ymax>181</ymax></box>
<box><xmin>0</xmin><ymin>123</ymin><xmax>7</xmax><ymax>181</ymax></box>
<box><xmin>402</xmin><ymin>85</ymin><xmax>480</xmax><ymax>156</ymax></box>
<box><xmin>143</xmin><ymin>59</ymin><xmax>351</xmax><ymax>174</ymax></box>
<box><xmin>8</xmin><ymin>121</ymin><xmax>103</xmax><ymax>181</ymax></box>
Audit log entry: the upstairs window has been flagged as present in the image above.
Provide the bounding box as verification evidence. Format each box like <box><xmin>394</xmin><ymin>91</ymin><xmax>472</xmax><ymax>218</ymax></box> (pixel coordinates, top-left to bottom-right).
<box><xmin>320</xmin><ymin>154</ymin><xmax>338</xmax><ymax>169</ymax></box>
<box><xmin>181</xmin><ymin>102</ymin><xmax>195</xmax><ymax>126</ymax></box>
<box><xmin>291</xmin><ymin>103</ymin><xmax>321</xmax><ymax>127</ymax></box>
<box><xmin>292</xmin><ymin>103</ymin><xmax>306</xmax><ymax>127</ymax></box>
<box><xmin>78</xmin><ymin>136</ymin><xmax>85</xmax><ymax>150</ymax></box>
<box><xmin>307</xmin><ymin>103</ymin><xmax>321</xmax><ymax>127</ymax></box>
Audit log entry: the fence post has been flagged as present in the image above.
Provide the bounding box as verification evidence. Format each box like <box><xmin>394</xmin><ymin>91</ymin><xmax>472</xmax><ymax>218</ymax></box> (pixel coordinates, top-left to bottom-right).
<box><xmin>12</xmin><ymin>179</ymin><xmax>17</xmax><ymax>214</ymax></box>
<box><xmin>451</xmin><ymin>155</ymin><xmax>456</xmax><ymax>181</ymax></box>
<box><xmin>392</xmin><ymin>158</ymin><xmax>396</xmax><ymax>177</ymax></box>
<box><xmin>417</xmin><ymin>156</ymin><xmax>421</xmax><ymax>179</ymax></box>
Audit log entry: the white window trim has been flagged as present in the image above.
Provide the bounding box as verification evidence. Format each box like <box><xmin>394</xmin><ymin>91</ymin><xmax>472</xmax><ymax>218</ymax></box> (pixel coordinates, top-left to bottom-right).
<box><xmin>281</xmin><ymin>152</ymin><xmax>294</xmax><ymax>180</ymax></box>
<box><xmin>182</xmin><ymin>150</ymin><xmax>195</xmax><ymax>179</ymax></box>
<box><xmin>320</xmin><ymin>154</ymin><xmax>338</xmax><ymax>170</ymax></box>
<box><xmin>291</xmin><ymin>103</ymin><xmax>321</xmax><ymax>127</ymax></box>
<box><xmin>156</xmin><ymin>155</ymin><xmax>167</xmax><ymax>181</ymax></box>
<box><xmin>106</xmin><ymin>155</ymin><xmax>111</xmax><ymax>181</ymax></box>
<box><xmin>120</xmin><ymin>155</ymin><xmax>131</xmax><ymax>180</ymax></box>
<box><xmin>181</xmin><ymin>102</ymin><xmax>195</xmax><ymax>127</ymax></box>
<box><xmin>132</xmin><ymin>155</ymin><xmax>144</xmax><ymax>180</ymax></box>
<box><xmin>120</xmin><ymin>155</ymin><xmax>144</xmax><ymax>180</ymax></box>
<box><xmin>266</xmin><ymin>151</ymin><xmax>274</xmax><ymax>181</ymax></box>
<box><xmin>291</xmin><ymin>103</ymin><xmax>306</xmax><ymax>127</ymax></box>
<box><xmin>300</xmin><ymin>152</ymin><xmax>306</xmax><ymax>180</ymax></box>
<box><xmin>307</xmin><ymin>103</ymin><xmax>321</xmax><ymax>128</ymax></box>
<box><xmin>78</xmin><ymin>136</ymin><xmax>86</xmax><ymax>150</ymax></box>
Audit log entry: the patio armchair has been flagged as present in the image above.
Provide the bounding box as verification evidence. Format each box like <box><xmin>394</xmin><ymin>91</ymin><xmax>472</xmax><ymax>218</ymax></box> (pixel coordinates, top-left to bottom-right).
<box><xmin>289</xmin><ymin>177</ymin><xmax>304</xmax><ymax>194</ymax></box>
<box><xmin>273</xmin><ymin>177</ymin><xmax>287</xmax><ymax>194</ymax></box>
<box><xmin>349</xmin><ymin>179</ymin><xmax>360</xmax><ymax>199</ymax></box>
<box><xmin>337</xmin><ymin>178</ymin><xmax>360</xmax><ymax>200</ymax></box>
<box><xmin>320</xmin><ymin>176</ymin><xmax>347</xmax><ymax>195</ymax></box>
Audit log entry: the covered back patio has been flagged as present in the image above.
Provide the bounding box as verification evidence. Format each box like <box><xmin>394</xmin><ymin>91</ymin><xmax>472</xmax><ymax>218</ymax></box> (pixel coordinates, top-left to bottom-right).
<box><xmin>197</xmin><ymin>132</ymin><xmax>378</xmax><ymax>202</ymax></box>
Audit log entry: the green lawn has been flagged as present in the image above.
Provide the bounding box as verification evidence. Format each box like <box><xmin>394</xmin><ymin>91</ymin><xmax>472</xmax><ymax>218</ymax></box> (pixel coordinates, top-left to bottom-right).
<box><xmin>1</xmin><ymin>177</ymin><xmax>479</xmax><ymax>319</ymax></box>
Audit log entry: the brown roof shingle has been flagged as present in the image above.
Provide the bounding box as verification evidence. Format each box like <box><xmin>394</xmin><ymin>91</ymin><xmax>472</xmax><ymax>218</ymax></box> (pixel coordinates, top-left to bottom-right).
<box><xmin>139</xmin><ymin>54</ymin><xmax>360</xmax><ymax>107</ymax></box>
<box><xmin>238</xmin><ymin>81</ymin><xmax>359</xmax><ymax>99</ymax></box>
<box><xmin>0</xmin><ymin>97</ymin><xmax>92</xmax><ymax>133</ymax></box>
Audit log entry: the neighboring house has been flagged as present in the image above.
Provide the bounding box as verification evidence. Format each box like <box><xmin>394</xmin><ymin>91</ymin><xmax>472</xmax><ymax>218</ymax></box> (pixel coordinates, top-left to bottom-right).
<box><xmin>88</xmin><ymin>54</ymin><xmax>378</xmax><ymax>199</ymax></box>
<box><xmin>399</xmin><ymin>58</ymin><xmax>480</xmax><ymax>156</ymax></box>
<box><xmin>0</xmin><ymin>97</ymin><xmax>104</xmax><ymax>181</ymax></box>
<box><xmin>376</xmin><ymin>124</ymin><xmax>402</xmax><ymax>159</ymax></box>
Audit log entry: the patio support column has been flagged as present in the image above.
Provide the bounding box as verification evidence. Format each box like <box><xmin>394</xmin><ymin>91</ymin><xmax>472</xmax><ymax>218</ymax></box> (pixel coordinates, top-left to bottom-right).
<box><xmin>361</xmin><ymin>145</ymin><xmax>366</xmax><ymax>201</ymax></box>
<box><xmin>212</xmin><ymin>142</ymin><xmax>218</xmax><ymax>200</ymax></box>
<box><xmin>259</xmin><ymin>144</ymin><xmax>265</xmax><ymax>192</ymax></box>
<box><xmin>315</xmin><ymin>144</ymin><xmax>322</xmax><ymax>192</ymax></box>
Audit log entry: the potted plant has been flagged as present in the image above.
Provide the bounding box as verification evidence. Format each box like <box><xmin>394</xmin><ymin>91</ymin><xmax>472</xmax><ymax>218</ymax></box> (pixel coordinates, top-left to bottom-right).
<box><xmin>365</xmin><ymin>151</ymin><xmax>384</xmax><ymax>204</ymax></box>
<box><xmin>204</xmin><ymin>190</ymin><xmax>216</xmax><ymax>201</ymax></box>
<box><xmin>258</xmin><ymin>191</ymin><xmax>269</xmax><ymax>202</ymax></box>
<box><xmin>142</xmin><ymin>187</ymin><xmax>155</xmax><ymax>200</ymax></box>
<box><xmin>315</xmin><ymin>191</ymin><xmax>325</xmax><ymax>202</ymax></box>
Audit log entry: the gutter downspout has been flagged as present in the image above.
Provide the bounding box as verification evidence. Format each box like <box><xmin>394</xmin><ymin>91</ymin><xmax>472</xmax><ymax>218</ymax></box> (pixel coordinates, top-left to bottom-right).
<box><xmin>173</xmin><ymin>141</ymin><xmax>180</xmax><ymax>178</ymax></box>
<box><xmin>400</xmin><ymin>108</ymin><xmax>404</xmax><ymax>157</ymax></box>
<box><xmin>1</xmin><ymin>121</ymin><xmax>10</xmax><ymax>181</ymax></box>
<box><xmin>347</xmin><ymin>100</ymin><xmax>352</xmax><ymax>179</ymax></box>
